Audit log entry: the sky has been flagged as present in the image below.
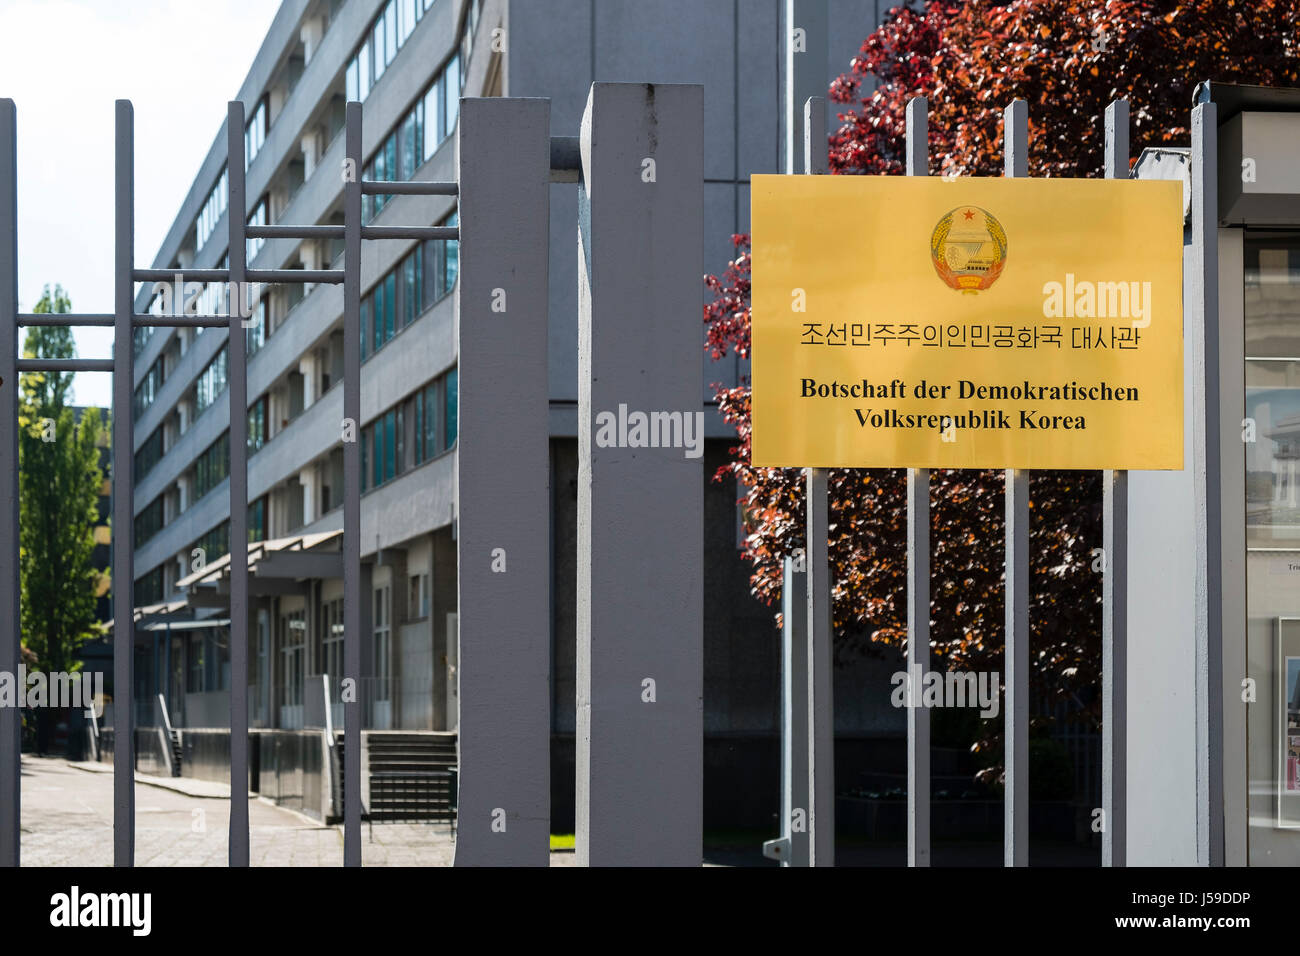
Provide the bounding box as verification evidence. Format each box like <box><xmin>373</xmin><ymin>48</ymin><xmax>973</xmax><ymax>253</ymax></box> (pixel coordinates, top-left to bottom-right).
<box><xmin>0</xmin><ymin>0</ymin><xmax>283</xmax><ymax>407</ymax></box>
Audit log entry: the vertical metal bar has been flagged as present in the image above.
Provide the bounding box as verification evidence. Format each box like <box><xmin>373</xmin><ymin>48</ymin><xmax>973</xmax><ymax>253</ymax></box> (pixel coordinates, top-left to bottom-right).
<box><xmin>0</xmin><ymin>98</ymin><xmax>19</xmax><ymax>868</ymax></box>
<box><xmin>782</xmin><ymin>0</ymin><xmax>828</xmax><ymax>176</ymax></box>
<box><xmin>575</xmin><ymin>82</ymin><xmax>704</xmax><ymax>866</ymax></box>
<box><xmin>342</xmin><ymin>100</ymin><xmax>363</xmax><ymax>867</ymax></box>
<box><xmin>1101</xmin><ymin>98</ymin><xmax>1128</xmax><ymax>868</ymax></box>
<box><xmin>226</xmin><ymin>100</ymin><xmax>250</xmax><ymax>868</ymax></box>
<box><xmin>802</xmin><ymin>96</ymin><xmax>834</xmax><ymax>868</ymax></box>
<box><xmin>904</xmin><ymin>95</ymin><xmax>931</xmax><ymax>868</ymax></box>
<box><xmin>780</xmin><ymin>557</ymin><xmax>809</xmax><ymax>866</ymax></box>
<box><xmin>113</xmin><ymin>99</ymin><xmax>136</xmax><ymax>868</ymax></box>
<box><xmin>1002</xmin><ymin>98</ymin><xmax>1029</xmax><ymax>868</ymax></box>
<box><xmin>1189</xmin><ymin>101</ymin><xmax>1223</xmax><ymax>867</ymax></box>
<box><xmin>453</xmin><ymin>97</ymin><xmax>551</xmax><ymax>866</ymax></box>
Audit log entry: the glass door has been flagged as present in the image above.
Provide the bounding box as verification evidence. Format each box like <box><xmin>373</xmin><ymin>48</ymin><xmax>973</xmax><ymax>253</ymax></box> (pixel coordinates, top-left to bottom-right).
<box><xmin>1244</xmin><ymin>233</ymin><xmax>1300</xmax><ymax>864</ymax></box>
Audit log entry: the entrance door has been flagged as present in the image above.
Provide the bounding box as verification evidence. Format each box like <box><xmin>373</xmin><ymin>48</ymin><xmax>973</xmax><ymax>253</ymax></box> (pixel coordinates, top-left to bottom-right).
<box><xmin>1244</xmin><ymin>233</ymin><xmax>1300</xmax><ymax>864</ymax></box>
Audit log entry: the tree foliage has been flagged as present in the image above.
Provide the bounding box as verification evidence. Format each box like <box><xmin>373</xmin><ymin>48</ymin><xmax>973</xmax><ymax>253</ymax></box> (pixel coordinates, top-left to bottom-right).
<box><xmin>19</xmin><ymin>285</ymin><xmax>106</xmax><ymax>676</ymax></box>
<box><xmin>705</xmin><ymin>1</ymin><xmax>1300</xmax><ymax>746</ymax></box>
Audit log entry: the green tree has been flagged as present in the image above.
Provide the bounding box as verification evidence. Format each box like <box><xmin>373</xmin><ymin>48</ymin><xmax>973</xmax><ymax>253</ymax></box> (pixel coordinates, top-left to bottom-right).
<box><xmin>18</xmin><ymin>284</ymin><xmax>106</xmax><ymax>681</ymax></box>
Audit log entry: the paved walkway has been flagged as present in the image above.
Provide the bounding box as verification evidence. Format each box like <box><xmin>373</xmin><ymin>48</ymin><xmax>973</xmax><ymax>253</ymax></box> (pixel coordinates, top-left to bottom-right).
<box><xmin>19</xmin><ymin>756</ymin><xmax>575</xmax><ymax>867</ymax></box>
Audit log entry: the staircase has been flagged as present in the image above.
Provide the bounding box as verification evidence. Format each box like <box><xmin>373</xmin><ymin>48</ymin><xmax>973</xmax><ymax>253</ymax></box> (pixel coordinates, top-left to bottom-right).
<box><xmin>167</xmin><ymin>729</ymin><xmax>183</xmax><ymax>777</ymax></box>
<box><xmin>366</xmin><ymin>732</ymin><xmax>458</xmax><ymax>824</ymax></box>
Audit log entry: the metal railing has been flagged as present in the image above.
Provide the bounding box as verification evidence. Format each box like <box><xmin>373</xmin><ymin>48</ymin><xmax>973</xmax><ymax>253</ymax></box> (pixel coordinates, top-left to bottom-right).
<box><xmin>0</xmin><ymin>96</ymin><xmax>456</xmax><ymax>868</ymax></box>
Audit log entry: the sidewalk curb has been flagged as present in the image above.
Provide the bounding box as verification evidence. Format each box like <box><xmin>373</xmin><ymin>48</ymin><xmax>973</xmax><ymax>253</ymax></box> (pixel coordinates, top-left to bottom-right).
<box><xmin>64</xmin><ymin>760</ymin><xmax>251</xmax><ymax>801</ymax></box>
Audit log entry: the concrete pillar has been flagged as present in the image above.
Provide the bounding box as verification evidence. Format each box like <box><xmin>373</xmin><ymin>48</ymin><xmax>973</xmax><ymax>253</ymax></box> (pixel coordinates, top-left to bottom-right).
<box><xmin>453</xmin><ymin>97</ymin><xmax>552</xmax><ymax>866</ymax></box>
<box><xmin>576</xmin><ymin>83</ymin><xmax>705</xmax><ymax>866</ymax></box>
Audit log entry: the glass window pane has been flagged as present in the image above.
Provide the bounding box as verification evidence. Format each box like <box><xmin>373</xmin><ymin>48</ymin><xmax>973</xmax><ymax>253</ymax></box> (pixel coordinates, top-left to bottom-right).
<box><xmin>425</xmin><ymin>384</ymin><xmax>438</xmax><ymax>456</ymax></box>
<box><xmin>444</xmin><ymin>229</ymin><xmax>458</xmax><ymax>295</ymax></box>
<box><xmin>444</xmin><ymin>56</ymin><xmax>459</xmax><ymax>136</ymax></box>
<box><xmin>385</xmin><ymin>2</ymin><xmax>397</xmax><ymax>61</ymax></box>
<box><xmin>384</xmin><ymin>411</ymin><xmax>396</xmax><ymax>481</ymax></box>
<box><xmin>422</xmin><ymin>86</ymin><xmax>440</xmax><ymax>162</ymax></box>
<box><xmin>373</xmin><ymin>21</ymin><xmax>386</xmax><ymax>81</ymax></box>
<box><xmin>358</xmin><ymin>44</ymin><xmax>370</xmax><ymax>100</ymax></box>
<box><xmin>384</xmin><ymin>273</ymin><xmax>396</xmax><ymax>339</ymax></box>
<box><xmin>346</xmin><ymin>59</ymin><xmax>359</xmax><ymax>103</ymax></box>
<box><xmin>444</xmin><ymin>368</ymin><xmax>457</xmax><ymax>449</ymax></box>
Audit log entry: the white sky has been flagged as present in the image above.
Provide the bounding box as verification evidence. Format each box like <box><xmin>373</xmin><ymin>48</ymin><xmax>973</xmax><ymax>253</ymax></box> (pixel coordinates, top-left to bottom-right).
<box><xmin>0</xmin><ymin>0</ymin><xmax>283</xmax><ymax>407</ymax></box>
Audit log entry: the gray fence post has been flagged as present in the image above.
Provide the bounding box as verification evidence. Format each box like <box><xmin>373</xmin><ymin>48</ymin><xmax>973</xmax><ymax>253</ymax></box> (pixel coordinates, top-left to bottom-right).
<box><xmin>780</xmin><ymin>557</ymin><xmax>809</xmax><ymax>866</ymax></box>
<box><xmin>226</xmin><ymin>99</ymin><xmax>251</xmax><ymax>868</ymax></box>
<box><xmin>453</xmin><ymin>96</ymin><xmax>552</xmax><ymax>867</ymax></box>
<box><xmin>1101</xmin><ymin>98</ymin><xmax>1129</xmax><ymax>868</ymax></box>
<box><xmin>0</xmin><ymin>98</ymin><xmax>18</xmax><ymax>868</ymax></box>
<box><xmin>801</xmin><ymin>96</ymin><xmax>835</xmax><ymax>868</ymax></box>
<box><xmin>576</xmin><ymin>82</ymin><xmax>704</xmax><ymax>866</ymax></box>
<box><xmin>113</xmin><ymin>99</ymin><xmax>136</xmax><ymax>868</ymax></box>
<box><xmin>1002</xmin><ymin>98</ymin><xmax>1030</xmax><ymax>869</ymax></box>
<box><xmin>905</xmin><ymin>95</ymin><xmax>931</xmax><ymax>868</ymax></box>
<box><xmin>342</xmin><ymin>100</ymin><xmax>363</xmax><ymax>867</ymax></box>
<box><xmin>1189</xmin><ymin>100</ymin><xmax>1223</xmax><ymax>867</ymax></box>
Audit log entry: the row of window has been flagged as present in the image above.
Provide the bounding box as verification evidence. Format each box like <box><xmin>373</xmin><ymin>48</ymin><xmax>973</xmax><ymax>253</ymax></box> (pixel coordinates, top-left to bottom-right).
<box><xmin>345</xmin><ymin>0</ymin><xmax>436</xmax><ymax>104</ymax></box>
<box><xmin>247</xmin><ymin>198</ymin><xmax>268</xmax><ymax>262</ymax></box>
<box><xmin>360</xmin><ymin>366</ymin><xmax>457</xmax><ymax>493</ymax></box>
<box><xmin>361</xmin><ymin>212</ymin><xmax>458</xmax><ymax>359</ymax></box>
<box><xmin>362</xmin><ymin>55</ymin><xmax>460</xmax><ymax>223</ymax></box>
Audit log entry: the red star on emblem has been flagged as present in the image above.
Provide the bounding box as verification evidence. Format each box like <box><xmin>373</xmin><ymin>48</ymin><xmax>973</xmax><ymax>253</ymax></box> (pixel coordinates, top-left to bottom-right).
<box><xmin>963</xmin><ymin>209</ymin><xmax>976</xmax><ymax>220</ymax></box>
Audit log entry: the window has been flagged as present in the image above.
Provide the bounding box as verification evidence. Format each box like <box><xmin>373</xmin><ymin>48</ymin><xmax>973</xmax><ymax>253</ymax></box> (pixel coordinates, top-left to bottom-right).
<box><xmin>133</xmin><ymin>357</ymin><xmax>165</xmax><ymax>418</ymax></box>
<box><xmin>191</xmin><ymin>520</ymin><xmax>230</xmax><ymax>563</ymax></box>
<box><xmin>373</xmin><ymin>584</ymin><xmax>392</xmax><ymax>717</ymax></box>
<box><xmin>194</xmin><ymin>432</ymin><xmax>230</xmax><ymax>500</ymax></box>
<box><xmin>195</xmin><ymin>346</ymin><xmax>229</xmax><ymax>414</ymax></box>
<box><xmin>188</xmin><ymin>634</ymin><xmax>205</xmax><ymax>693</ymax></box>
<box><xmin>134</xmin><ymin>566</ymin><xmax>164</xmax><ymax>607</ymax></box>
<box><xmin>195</xmin><ymin>167</ymin><xmax>228</xmax><ymax>252</ymax></box>
<box><xmin>444</xmin><ymin>366</ymin><xmax>457</xmax><ymax>449</ymax></box>
<box><xmin>362</xmin><ymin>406</ymin><xmax>404</xmax><ymax>491</ymax></box>
<box><xmin>245</xmin><ymin>295</ymin><xmax>267</xmax><ymax>356</ymax></box>
<box><xmin>248</xmin><ymin>396</ymin><xmax>268</xmax><ymax>452</ymax></box>
<box><xmin>244</xmin><ymin>98</ymin><xmax>268</xmax><ymax>171</ymax></box>
<box><xmin>281</xmin><ymin>609</ymin><xmax>306</xmax><ymax>710</ymax></box>
<box><xmin>319</xmin><ymin>598</ymin><xmax>344</xmax><ymax>679</ymax></box>
<box><xmin>135</xmin><ymin>426</ymin><xmax>164</xmax><ymax>480</ymax></box>
<box><xmin>134</xmin><ymin>495</ymin><xmax>165</xmax><ymax>548</ymax></box>
<box><xmin>409</xmin><ymin>572</ymin><xmax>430</xmax><ymax>618</ymax></box>
<box><xmin>344</xmin><ymin>0</ymin><xmax>428</xmax><ymax>105</ymax></box>
<box><xmin>248</xmin><ymin>495</ymin><xmax>267</xmax><ymax>543</ymax></box>
<box><xmin>246</xmin><ymin>197</ymin><xmax>268</xmax><ymax>262</ymax></box>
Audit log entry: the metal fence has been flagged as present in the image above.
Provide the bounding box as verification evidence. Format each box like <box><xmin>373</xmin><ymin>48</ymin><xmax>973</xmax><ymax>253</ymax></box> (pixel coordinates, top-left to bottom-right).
<box><xmin>0</xmin><ymin>96</ymin><xmax>456</xmax><ymax>867</ymax></box>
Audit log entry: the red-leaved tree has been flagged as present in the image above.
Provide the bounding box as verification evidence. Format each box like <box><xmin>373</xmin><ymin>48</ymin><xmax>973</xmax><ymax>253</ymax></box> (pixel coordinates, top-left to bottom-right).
<box><xmin>706</xmin><ymin>0</ymin><xmax>1300</xmax><ymax>769</ymax></box>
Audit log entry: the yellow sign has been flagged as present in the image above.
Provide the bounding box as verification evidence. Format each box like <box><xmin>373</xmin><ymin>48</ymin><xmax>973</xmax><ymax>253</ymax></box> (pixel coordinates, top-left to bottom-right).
<box><xmin>750</xmin><ymin>175</ymin><xmax>1185</xmax><ymax>470</ymax></box>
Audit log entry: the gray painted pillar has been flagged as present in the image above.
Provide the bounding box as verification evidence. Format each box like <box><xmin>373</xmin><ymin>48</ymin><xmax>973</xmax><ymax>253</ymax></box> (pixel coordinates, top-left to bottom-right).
<box><xmin>226</xmin><ymin>100</ymin><xmax>251</xmax><ymax>868</ymax></box>
<box><xmin>576</xmin><ymin>82</ymin><xmax>704</xmax><ymax>866</ymax></box>
<box><xmin>782</xmin><ymin>0</ymin><xmax>828</xmax><ymax>176</ymax></box>
<box><xmin>454</xmin><ymin>96</ymin><xmax>552</xmax><ymax>867</ymax></box>
<box><xmin>113</xmin><ymin>99</ymin><xmax>136</xmax><ymax>868</ymax></box>
<box><xmin>776</xmin><ymin>1</ymin><xmax>827</xmax><ymax>865</ymax></box>
<box><xmin>1101</xmin><ymin>98</ymin><xmax>1129</xmax><ymax>868</ymax></box>
<box><xmin>905</xmin><ymin>95</ymin><xmax>931</xmax><ymax>868</ymax></box>
<box><xmin>1002</xmin><ymin>98</ymin><xmax>1029</xmax><ymax>868</ymax></box>
<box><xmin>1189</xmin><ymin>101</ymin><xmax>1223</xmax><ymax>867</ymax></box>
<box><xmin>802</xmin><ymin>97</ymin><xmax>835</xmax><ymax>868</ymax></box>
<box><xmin>342</xmin><ymin>100</ymin><xmax>362</xmax><ymax>867</ymax></box>
<box><xmin>780</xmin><ymin>557</ymin><xmax>809</xmax><ymax>866</ymax></box>
<box><xmin>0</xmin><ymin>98</ymin><xmax>18</xmax><ymax>868</ymax></box>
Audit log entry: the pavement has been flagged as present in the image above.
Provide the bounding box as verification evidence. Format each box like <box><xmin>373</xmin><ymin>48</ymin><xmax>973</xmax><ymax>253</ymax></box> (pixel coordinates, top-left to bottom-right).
<box><xmin>18</xmin><ymin>755</ymin><xmax>577</xmax><ymax>867</ymax></box>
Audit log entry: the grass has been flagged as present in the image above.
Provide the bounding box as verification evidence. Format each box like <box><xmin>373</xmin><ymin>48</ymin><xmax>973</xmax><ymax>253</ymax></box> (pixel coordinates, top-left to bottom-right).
<box><xmin>549</xmin><ymin>833</ymin><xmax>576</xmax><ymax>851</ymax></box>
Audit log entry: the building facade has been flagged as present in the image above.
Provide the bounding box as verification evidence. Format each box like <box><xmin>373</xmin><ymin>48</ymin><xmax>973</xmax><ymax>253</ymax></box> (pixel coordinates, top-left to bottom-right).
<box><xmin>123</xmin><ymin>0</ymin><xmax>907</xmax><ymax>828</ymax></box>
